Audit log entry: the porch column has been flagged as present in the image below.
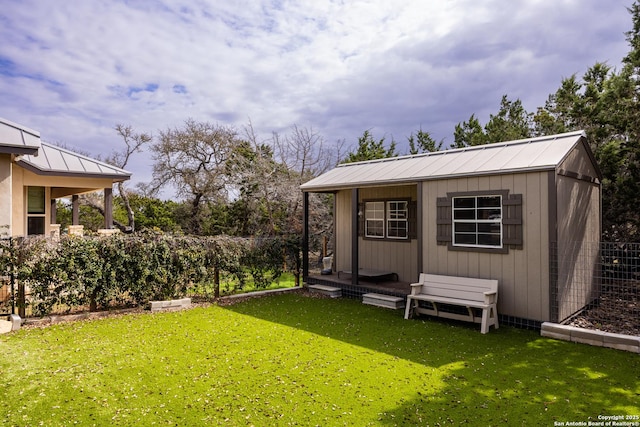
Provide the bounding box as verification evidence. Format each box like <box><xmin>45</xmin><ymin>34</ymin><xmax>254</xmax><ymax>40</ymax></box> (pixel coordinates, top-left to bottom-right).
<box><xmin>302</xmin><ymin>191</ymin><xmax>309</xmax><ymax>280</ymax></box>
<box><xmin>416</xmin><ymin>182</ymin><xmax>423</xmax><ymax>277</ymax></box>
<box><xmin>72</xmin><ymin>195</ymin><xmax>80</xmax><ymax>225</ymax></box>
<box><xmin>50</xmin><ymin>198</ymin><xmax>57</xmax><ymax>224</ymax></box>
<box><xmin>351</xmin><ymin>188</ymin><xmax>359</xmax><ymax>286</ymax></box>
<box><xmin>103</xmin><ymin>187</ymin><xmax>113</xmax><ymax>229</ymax></box>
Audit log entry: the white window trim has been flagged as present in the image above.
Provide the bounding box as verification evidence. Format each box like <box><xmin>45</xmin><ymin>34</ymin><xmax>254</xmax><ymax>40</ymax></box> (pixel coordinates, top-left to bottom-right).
<box><xmin>452</xmin><ymin>195</ymin><xmax>503</xmax><ymax>249</ymax></box>
<box><xmin>364</xmin><ymin>200</ymin><xmax>409</xmax><ymax>240</ymax></box>
<box><xmin>386</xmin><ymin>201</ymin><xmax>408</xmax><ymax>240</ymax></box>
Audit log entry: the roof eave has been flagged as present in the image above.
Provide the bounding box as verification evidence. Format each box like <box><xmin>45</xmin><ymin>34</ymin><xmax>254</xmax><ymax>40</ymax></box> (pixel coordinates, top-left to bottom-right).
<box><xmin>301</xmin><ymin>166</ymin><xmax>558</xmax><ymax>192</ymax></box>
<box><xmin>0</xmin><ymin>146</ymin><xmax>39</xmax><ymax>156</ymax></box>
<box><xmin>16</xmin><ymin>159</ymin><xmax>132</xmax><ymax>182</ymax></box>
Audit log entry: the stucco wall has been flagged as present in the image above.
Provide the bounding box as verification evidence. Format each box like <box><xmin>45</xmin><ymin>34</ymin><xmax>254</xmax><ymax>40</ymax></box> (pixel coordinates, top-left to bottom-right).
<box><xmin>0</xmin><ymin>154</ymin><xmax>11</xmax><ymax>235</ymax></box>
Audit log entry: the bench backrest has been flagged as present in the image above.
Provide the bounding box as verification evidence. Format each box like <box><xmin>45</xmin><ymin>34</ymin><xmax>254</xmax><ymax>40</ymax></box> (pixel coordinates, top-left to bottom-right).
<box><xmin>416</xmin><ymin>273</ymin><xmax>498</xmax><ymax>302</ymax></box>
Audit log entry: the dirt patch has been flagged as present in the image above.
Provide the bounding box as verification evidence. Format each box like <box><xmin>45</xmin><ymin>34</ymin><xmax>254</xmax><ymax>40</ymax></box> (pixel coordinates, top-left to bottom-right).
<box><xmin>566</xmin><ymin>281</ymin><xmax>640</xmax><ymax>336</ymax></box>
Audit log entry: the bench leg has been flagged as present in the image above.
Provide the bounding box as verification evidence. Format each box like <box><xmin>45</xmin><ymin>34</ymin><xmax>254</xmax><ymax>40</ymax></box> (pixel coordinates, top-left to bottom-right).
<box><xmin>480</xmin><ymin>305</ymin><xmax>499</xmax><ymax>334</ymax></box>
<box><xmin>404</xmin><ymin>297</ymin><xmax>413</xmax><ymax>319</ymax></box>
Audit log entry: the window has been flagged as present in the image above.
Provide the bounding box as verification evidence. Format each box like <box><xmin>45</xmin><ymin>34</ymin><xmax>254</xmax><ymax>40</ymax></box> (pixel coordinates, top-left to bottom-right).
<box><xmin>364</xmin><ymin>201</ymin><xmax>385</xmax><ymax>238</ymax></box>
<box><xmin>387</xmin><ymin>201</ymin><xmax>408</xmax><ymax>239</ymax></box>
<box><xmin>27</xmin><ymin>186</ymin><xmax>46</xmax><ymax>235</ymax></box>
<box><xmin>452</xmin><ymin>195</ymin><xmax>502</xmax><ymax>248</ymax></box>
<box><xmin>364</xmin><ymin>200</ymin><xmax>409</xmax><ymax>240</ymax></box>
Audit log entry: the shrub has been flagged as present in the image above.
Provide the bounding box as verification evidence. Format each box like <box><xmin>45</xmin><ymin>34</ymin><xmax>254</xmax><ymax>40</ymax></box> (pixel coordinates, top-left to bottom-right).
<box><xmin>3</xmin><ymin>232</ymin><xmax>300</xmax><ymax>316</ymax></box>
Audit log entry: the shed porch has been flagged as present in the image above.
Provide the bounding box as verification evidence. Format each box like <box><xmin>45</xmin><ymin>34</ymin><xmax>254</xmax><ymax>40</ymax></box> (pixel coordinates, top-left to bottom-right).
<box><xmin>306</xmin><ymin>274</ymin><xmax>411</xmax><ymax>299</ymax></box>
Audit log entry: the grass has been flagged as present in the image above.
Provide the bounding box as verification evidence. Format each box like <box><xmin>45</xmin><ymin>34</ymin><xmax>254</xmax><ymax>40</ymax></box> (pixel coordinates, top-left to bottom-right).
<box><xmin>1</xmin><ymin>292</ymin><xmax>638</xmax><ymax>426</ymax></box>
<box><xmin>189</xmin><ymin>272</ymin><xmax>298</xmax><ymax>298</ymax></box>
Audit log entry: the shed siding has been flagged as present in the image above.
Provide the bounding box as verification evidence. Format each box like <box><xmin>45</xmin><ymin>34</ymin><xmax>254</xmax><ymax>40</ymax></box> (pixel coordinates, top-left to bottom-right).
<box><xmin>555</xmin><ymin>143</ymin><xmax>601</xmax><ymax>321</ymax></box>
<box><xmin>335</xmin><ymin>190</ymin><xmax>352</xmax><ymax>273</ymax></box>
<box><xmin>334</xmin><ymin>186</ymin><xmax>419</xmax><ymax>282</ymax></box>
<box><xmin>423</xmin><ymin>171</ymin><xmax>551</xmax><ymax>321</ymax></box>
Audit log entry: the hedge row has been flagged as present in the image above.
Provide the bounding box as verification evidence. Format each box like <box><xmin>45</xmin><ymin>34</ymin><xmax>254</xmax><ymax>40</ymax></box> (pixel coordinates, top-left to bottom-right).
<box><xmin>0</xmin><ymin>233</ymin><xmax>301</xmax><ymax>316</ymax></box>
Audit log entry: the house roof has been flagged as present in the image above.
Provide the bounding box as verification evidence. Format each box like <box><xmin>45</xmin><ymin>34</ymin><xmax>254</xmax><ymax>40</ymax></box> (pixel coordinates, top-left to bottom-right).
<box><xmin>17</xmin><ymin>141</ymin><xmax>132</xmax><ymax>181</ymax></box>
<box><xmin>0</xmin><ymin>117</ymin><xmax>41</xmax><ymax>155</ymax></box>
<box><xmin>301</xmin><ymin>130</ymin><xmax>593</xmax><ymax>192</ymax></box>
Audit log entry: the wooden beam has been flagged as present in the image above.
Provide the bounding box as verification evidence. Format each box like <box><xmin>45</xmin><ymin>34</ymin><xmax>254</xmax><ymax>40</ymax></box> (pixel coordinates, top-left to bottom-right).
<box><xmin>351</xmin><ymin>188</ymin><xmax>359</xmax><ymax>286</ymax></box>
<box><xmin>104</xmin><ymin>187</ymin><xmax>113</xmax><ymax>229</ymax></box>
<box><xmin>72</xmin><ymin>195</ymin><xmax>79</xmax><ymax>225</ymax></box>
<box><xmin>302</xmin><ymin>191</ymin><xmax>309</xmax><ymax>280</ymax></box>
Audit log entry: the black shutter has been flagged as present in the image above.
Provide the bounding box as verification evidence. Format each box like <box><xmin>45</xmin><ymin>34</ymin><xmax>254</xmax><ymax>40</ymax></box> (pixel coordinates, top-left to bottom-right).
<box><xmin>408</xmin><ymin>200</ymin><xmax>417</xmax><ymax>240</ymax></box>
<box><xmin>436</xmin><ymin>197</ymin><xmax>452</xmax><ymax>245</ymax></box>
<box><xmin>503</xmin><ymin>194</ymin><xmax>523</xmax><ymax>248</ymax></box>
<box><xmin>358</xmin><ymin>202</ymin><xmax>364</xmax><ymax>237</ymax></box>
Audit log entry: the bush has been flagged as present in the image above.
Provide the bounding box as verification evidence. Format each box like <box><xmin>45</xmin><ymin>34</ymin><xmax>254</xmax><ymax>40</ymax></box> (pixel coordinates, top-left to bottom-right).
<box><xmin>4</xmin><ymin>232</ymin><xmax>300</xmax><ymax>316</ymax></box>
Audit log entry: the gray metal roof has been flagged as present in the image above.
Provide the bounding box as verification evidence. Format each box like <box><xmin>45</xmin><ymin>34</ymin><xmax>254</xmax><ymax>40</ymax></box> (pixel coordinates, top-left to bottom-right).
<box><xmin>301</xmin><ymin>130</ymin><xmax>588</xmax><ymax>192</ymax></box>
<box><xmin>0</xmin><ymin>117</ymin><xmax>41</xmax><ymax>155</ymax></box>
<box><xmin>17</xmin><ymin>141</ymin><xmax>132</xmax><ymax>181</ymax></box>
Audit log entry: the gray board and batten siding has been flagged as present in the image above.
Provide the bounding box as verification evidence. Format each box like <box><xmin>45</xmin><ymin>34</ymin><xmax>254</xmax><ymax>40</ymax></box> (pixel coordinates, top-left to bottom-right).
<box><xmin>301</xmin><ymin>131</ymin><xmax>602</xmax><ymax>323</ymax></box>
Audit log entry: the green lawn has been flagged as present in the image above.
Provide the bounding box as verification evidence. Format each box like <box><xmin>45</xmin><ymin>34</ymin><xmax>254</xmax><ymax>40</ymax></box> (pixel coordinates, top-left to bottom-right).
<box><xmin>1</xmin><ymin>292</ymin><xmax>638</xmax><ymax>426</ymax></box>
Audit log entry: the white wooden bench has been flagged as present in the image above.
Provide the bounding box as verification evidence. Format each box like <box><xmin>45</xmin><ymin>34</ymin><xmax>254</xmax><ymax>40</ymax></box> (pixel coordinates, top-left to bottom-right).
<box><xmin>404</xmin><ymin>273</ymin><xmax>499</xmax><ymax>334</ymax></box>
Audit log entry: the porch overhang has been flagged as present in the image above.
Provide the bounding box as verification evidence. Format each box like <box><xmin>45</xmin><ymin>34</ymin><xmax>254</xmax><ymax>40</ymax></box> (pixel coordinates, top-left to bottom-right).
<box><xmin>16</xmin><ymin>142</ymin><xmax>131</xmax><ymax>182</ymax></box>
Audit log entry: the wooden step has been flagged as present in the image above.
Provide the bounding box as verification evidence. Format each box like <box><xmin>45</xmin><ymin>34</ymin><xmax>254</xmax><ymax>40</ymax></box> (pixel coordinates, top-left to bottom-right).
<box><xmin>308</xmin><ymin>284</ymin><xmax>342</xmax><ymax>298</ymax></box>
<box><xmin>362</xmin><ymin>293</ymin><xmax>405</xmax><ymax>309</ymax></box>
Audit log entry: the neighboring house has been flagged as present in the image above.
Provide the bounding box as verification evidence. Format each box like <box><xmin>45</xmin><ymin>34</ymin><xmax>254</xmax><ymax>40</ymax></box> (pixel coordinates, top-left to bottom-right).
<box><xmin>301</xmin><ymin>130</ymin><xmax>602</xmax><ymax>327</ymax></box>
<box><xmin>0</xmin><ymin>117</ymin><xmax>132</xmax><ymax>237</ymax></box>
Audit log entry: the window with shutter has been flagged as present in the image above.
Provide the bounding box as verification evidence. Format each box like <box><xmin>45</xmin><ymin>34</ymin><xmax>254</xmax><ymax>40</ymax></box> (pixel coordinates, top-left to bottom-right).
<box><xmin>436</xmin><ymin>190</ymin><xmax>522</xmax><ymax>253</ymax></box>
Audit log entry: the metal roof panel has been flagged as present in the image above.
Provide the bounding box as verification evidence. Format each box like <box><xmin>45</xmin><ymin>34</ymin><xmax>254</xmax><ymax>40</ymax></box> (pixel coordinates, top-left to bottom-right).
<box><xmin>301</xmin><ymin>131</ymin><xmax>587</xmax><ymax>191</ymax></box>
<box><xmin>0</xmin><ymin>117</ymin><xmax>41</xmax><ymax>154</ymax></box>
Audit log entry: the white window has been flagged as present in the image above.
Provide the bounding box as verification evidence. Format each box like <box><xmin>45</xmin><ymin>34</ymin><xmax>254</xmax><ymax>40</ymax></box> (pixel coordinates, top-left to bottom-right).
<box><xmin>387</xmin><ymin>201</ymin><xmax>408</xmax><ymax>239</ymax></box>
<box><xmin>27</xmin><ymin>186</ymin><xmax>46</xmax><ymax>235</ymax></box>
<box><xmin>364</xmin><ymin>200</ymin><xmax>409</xmax><ymax>240</ymax></box>
<box><xmin>365</xmin><ymin>201</ymin><xmax>385</xmax><ymax>238</ymax></box>
<box><xmin>452</xmin><ymin>195</ymin><xmax>502</xmax><ymax>248</ymax></box>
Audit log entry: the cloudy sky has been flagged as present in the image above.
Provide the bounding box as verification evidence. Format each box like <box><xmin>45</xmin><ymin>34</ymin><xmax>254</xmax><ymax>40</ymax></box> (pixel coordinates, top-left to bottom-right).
<box><xmin>0</xmin><ymin>0</ymin><xmax>634</xmax><ymax>194</ymax></box>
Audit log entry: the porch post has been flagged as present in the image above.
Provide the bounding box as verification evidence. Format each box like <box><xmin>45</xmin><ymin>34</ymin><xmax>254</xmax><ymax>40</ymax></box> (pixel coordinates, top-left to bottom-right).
<box><xmin>72</xmin><ymin>195</ymin><xmax>80</xmax><ymax>225</ymax></box>
<box><xmin>351</xmin><ymin>188</ymin><xmax>359</xmax><ymax>286</ymax></box>
<box><xmin>50</xmin><ymin>198</ymin><xmax>57</xmax><ymax>225</ymax></box>
<box><xmin>416</xmin><ymin>182</ymin><xmax>423</xmax><ymax>277</ymax></box>
<box><xmin>302</xmin><ymin>191</ymin><xmax>309</xmax><ymax>280</ymax></box>
<box><xmin>104</xmin><ymin>187</ymin><xmax>113</xmax><ymax>229</ymax></box>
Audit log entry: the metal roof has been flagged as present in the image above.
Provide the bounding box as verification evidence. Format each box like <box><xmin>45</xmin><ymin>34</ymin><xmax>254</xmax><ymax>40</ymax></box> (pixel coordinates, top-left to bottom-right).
<box><xmin>0</xmin><ymin>117</ymin><xmax>41</xmax><ymax>155</ymax></box>
<box><xmin>301</xmin><ymin>130</ymin><xmax>588</xmax><ymax>192</ymax></box>
<box><xmin>17</xmin><ymin>141</ymin><xmax>132</xmax><ymax>181</ymax></box>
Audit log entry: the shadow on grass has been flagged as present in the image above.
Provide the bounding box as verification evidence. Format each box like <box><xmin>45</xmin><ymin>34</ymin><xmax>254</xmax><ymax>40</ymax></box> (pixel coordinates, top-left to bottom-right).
<box><xmin>222</xmin><ymin>292</ymin><xmax>640</xmax><ymax>425</ymax></box>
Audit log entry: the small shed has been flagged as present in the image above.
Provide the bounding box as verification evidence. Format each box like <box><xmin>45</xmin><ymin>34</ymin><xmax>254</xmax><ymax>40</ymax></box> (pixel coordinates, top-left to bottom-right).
<box><xmin>300</xmin><ymin>130</ymin><xmax>602</xmax><ymax>327</ymax></box>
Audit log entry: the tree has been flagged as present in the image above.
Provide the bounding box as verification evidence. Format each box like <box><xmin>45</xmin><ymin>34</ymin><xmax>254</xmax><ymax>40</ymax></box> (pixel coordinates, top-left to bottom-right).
<box><xmin>342</xmin><ymin>130</ymin><xmax>398</xmax><ymax>163</ymax></box>
<box><xmin>453</xmin><ymin>96</ymin><xmax>532</xmax><ymax>148</ymax></box>
<box><xmin>452</xmin><ymin>114</ymin><xmax>486</xmax><ymax>148</ymax></box>
<box><xmin>107</xmin><ymin>124</ymin><xmax>151</xmax><ymax>232</ymax></box>
<box><xmin>408</xmin><ymin>128</ymin><xmax>442</xmax><ymax>154</ymax></box>
<box><xmin>227</xmin><ymin>123</ymin><xmax>340</xmax><ymax>237</ymax></box>
<box><xmin>150</xmin><ymin>119</ymin><xmax>238</xmax><ymax>234</ymax></box>
<box><xmin>529</xmin><ymin>2</ymin><xmax>640</xmax><ymax>240</ymax></box>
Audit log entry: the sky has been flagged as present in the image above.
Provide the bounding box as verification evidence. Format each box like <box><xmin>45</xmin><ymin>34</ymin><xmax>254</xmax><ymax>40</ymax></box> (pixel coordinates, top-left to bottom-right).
<box><xmin>0</xmin><ymin>0</ymin><xmax>634</xmax><ymax>197</ymax></box>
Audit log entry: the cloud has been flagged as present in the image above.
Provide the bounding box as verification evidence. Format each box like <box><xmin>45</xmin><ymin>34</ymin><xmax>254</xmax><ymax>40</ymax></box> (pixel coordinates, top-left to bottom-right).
<box><xmin>0</xmin><ymin>0</ymin><xmax>634</xmax><ymax>194</ymax></box>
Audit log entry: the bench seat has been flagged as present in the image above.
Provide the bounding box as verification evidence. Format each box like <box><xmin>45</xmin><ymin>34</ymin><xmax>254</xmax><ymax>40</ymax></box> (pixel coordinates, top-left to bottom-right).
<box><xmin>404</xmin><ymin>273</ymin><xmax>499</xmax><ymax>334</ymax></box>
